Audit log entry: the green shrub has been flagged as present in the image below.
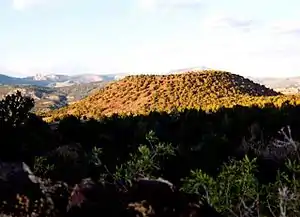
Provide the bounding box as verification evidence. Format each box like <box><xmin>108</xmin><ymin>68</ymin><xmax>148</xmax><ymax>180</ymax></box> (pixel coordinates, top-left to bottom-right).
<box><xmin>181</xmin><ymin>156</ymin><xmax>260</xmax><ymax>216</ymax></box>
<box><xmin>112</xmin><ymin>130</ymin><xmax>176</xmax><ymax>191</ymax></box>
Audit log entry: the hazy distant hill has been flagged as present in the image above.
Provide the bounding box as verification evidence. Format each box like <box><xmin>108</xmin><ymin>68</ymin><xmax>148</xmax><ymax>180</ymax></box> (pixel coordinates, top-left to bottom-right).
<box><xmin>168</xmin><ymin>66</ymin><xmax>211</xmax><ymax>74</ymax></box>
<box><xmin>0</xmin><ymin>81</ymin><xmax>108</xmax><ymax>113</ymax></box>
<box><xmin>46</xmin><ymin>70</ymin><xmax>281</xmax><ymax>121</ymax></box>
<box><xmin>0</xmin><ymin>73</ymin><xmax>123</xmax><ymax>87</ymax></box>
<box><xmin>250</xmin><ymin>77</ymin><xmax>300</xmax><ymax>94</ymax></box>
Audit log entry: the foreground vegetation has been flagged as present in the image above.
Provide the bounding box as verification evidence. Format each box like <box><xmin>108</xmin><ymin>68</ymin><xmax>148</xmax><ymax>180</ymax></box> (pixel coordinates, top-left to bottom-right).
<box><xmin>1</xmin><ymin>91</ymin><xmax>300</xmax><ymax>216</ymax></box>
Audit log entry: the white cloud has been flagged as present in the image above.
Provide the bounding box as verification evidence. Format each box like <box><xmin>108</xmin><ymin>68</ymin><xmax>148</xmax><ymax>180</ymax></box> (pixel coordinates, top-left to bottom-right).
<box><xmin>182</xmin><ymin>12</ymin><xmax>300</xmax><ymax>77</ymax></box>
<box><xmin>270</xmin><ymin>20</ymin><xmax>300</xmax><ymax>35</ymax></box>
<box><xmin>137</xmin><ymin>0</ymin><xmax>157</xmax><ymax>10</ymax></box>
<box><xmin>12</xmin><ymin>0</ymin><xmax>39</xmax><ymax>10</ymax></box>
<box><xmin>11</xmin><ymin>0</ymin><xmax>59</xmax><ymax>10</ymax></box>
<box><xmin>202</xmin><ymin>11</ymin><xmax>259</xmax><ymax>31</ymax></box>
<box><xmin>135</xmin><ymin>0</ymin><xmax>202</xmax><ymax>11</ymax></box>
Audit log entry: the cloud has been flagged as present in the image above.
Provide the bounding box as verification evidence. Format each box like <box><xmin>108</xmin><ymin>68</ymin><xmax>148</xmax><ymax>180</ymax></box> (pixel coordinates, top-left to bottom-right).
<box><xmin>11</xmin><ymin>0</ymin><xmax>53</xmax><ymax>10</ymax></box>
<box><xmin>202</xmin><ymin>13</ymin><xmax>259</xmax><ymax>33</ymax></box>
<box><xmin>137</xmin><ymin>0</ymin><xmax>156</xmax><ymax>10</ymax></box>
<box><xmin>161</xmin><ymin>0</ymin><xmax>203</xmax><ymax>8</ymax></box>
<box><xmin>191</xmin><ymin>11</ymin><xmax>300</xmax><ymax>77</ymax></box>
<box><xmin>222</xmin><ymin>18</ymin><xmax>254</xmax><ymax>30</ymax></box>
<box><xmin>136</xmin><ymin>0</ymin><xmax>203</xmax><ymax>11</ymax></box>
<box><xmin>270</xmin><ymin>20</ymin><xmax>300</xmax><ymax>36</ymax></box>
<box><xmin>12</xmin><ymin>0</ymin><xmax>38</xmax><ymax>10</ymax></box>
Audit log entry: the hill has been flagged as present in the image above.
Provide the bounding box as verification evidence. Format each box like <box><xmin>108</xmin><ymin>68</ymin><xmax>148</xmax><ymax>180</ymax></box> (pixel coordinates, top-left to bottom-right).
<box><xmin>45</xmin><ymin>70</ymin><xmax>282</xmax><ymax>120</ymax></box>
<box><xmin>0</xmin><ymin>81</ymin><xmax>108</xmax><ymax>113</ymax></box>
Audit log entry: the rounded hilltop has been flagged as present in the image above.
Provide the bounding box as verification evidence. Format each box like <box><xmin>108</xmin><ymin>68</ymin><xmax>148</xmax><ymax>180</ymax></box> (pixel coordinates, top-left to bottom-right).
<box><xmin>45</xmin><ymin>70</ymin><xmax>283</xmax><ymax>120</ymax></box>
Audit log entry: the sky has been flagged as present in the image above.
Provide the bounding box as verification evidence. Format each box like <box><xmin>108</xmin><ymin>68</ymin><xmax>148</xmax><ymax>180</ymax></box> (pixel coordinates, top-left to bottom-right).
<box><xmin>0</xmin><ymin>0</ymin><xmax>300</xmax><ymax>77</ymax></box>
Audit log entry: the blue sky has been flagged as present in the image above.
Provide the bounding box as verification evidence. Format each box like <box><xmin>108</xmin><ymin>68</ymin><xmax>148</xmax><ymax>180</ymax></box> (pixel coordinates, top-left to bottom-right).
<box><xmin>0</xmin><ymin>0</ymin><xmax>300</xmax><ymax>77</ymax></box>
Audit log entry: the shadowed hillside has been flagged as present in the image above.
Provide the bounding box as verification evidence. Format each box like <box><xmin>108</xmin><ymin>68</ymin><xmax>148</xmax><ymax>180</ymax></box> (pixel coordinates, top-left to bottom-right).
<box><xmin>45</xmin><ymin>70</ymin><xmax>282</xmax><ymax>120</ymax></box>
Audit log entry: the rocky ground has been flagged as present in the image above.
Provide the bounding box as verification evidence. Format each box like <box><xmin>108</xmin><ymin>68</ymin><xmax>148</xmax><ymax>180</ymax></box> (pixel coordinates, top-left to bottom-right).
<box><xmin>0</xmin><ymin>161</ymin><xmax>223</xmax><ymax>217</ymax></box>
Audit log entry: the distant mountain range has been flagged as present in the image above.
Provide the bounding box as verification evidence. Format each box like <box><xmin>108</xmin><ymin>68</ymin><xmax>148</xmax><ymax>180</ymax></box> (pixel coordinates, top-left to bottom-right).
<box><xmin>250</xmin><ymin>76</ymin><xmax>300</xmax><ymax>94</ymax></box>
<box><xmin>169</xmin><ymin>66</ymin><xmax>211</xmax><ymax>74</ymax></box>
<box><xmin>0</xmin><ymin>73</ymin><xmax>127</xmax><ymax>87</ymax></box>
